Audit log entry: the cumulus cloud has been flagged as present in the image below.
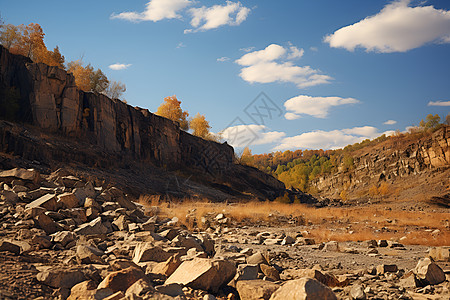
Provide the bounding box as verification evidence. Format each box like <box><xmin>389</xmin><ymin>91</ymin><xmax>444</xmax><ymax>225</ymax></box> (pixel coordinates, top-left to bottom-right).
<box><xmin>109</xmin><ymin>63</ymin><xmax>132</xmax><ymax>70</ymax></box>
<box><xmin>383</xmin><ymin>119</ymin><xmax>397</xmax><ymax>125</ymax></box>
<box><xmin>324</xmin><ymin>0</ymin><xmax>450</xmax><ymax>53</ymax></box>
<box><xmin>274</xmin><ymin>126</ymin><xmax>391</xmax><ymax>151</ymax></box>
<box><xmin>220</xmin><ymin>124</ymin><xmax>285</xmax><ymax>148</ymax></box>
<box><xmin>217</xmin><ymin>56</ymin><xmax>230</xmax><ymax>62</ymax></box>
<box><xmin>284</xmin><ymin>95</ymin><xmax>359</xmax><ymax>119</ymax></box>
<box><xmin>111</xmin><ymin>0</ymin><xmax>191</xmax><ymax>22</ymax></box>
<box><xmin>240</xmin><ymin>46</ymin><xmax>255</xmax><ymax>52</ymax></box>
<box><xmin>187</xmin><ymin>1</ymin><xmax>250</xmax><ymax>32</ymax></box>
<box><xmin>428</xmin><ymin>100</ymin><xmax>450</xmax><ymax>106</ymax></box>
<box><xmin>236</xmin><ymin>44</ymin><xmax>332</xmax><ymax>88</ymax></box>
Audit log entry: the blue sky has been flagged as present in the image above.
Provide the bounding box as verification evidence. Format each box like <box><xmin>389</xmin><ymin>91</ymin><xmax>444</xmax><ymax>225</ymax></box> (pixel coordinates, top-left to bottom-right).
<box><xmin>2</xmin><ymin>0</ymin><xmax>450</xmax><ymax>154</ymax></box>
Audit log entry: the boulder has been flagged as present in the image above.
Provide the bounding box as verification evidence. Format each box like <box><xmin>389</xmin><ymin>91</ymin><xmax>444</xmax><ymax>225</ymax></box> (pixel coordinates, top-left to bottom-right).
<box><xmin>152</xmin><ymin>254</ymin><xmax>182</xmax><ymax>277</ymax></box>
<box><xmin>0</xmin><ymin>239</ymin><xmax>22</xmax><ymax>255</ymax></box>
<box><xmin>322</xmin><ymin>241</ymin><xmax>339</xmax><ymax>252</ymax></box>
<box><xmin>74</xmin><ymin>217</ymin><xmax>108</xmax><ymax>235</ymax></box>
<box><xmin>0</xmin><ymin>190</ymin><xmax>19</xmax><ymax>203</ymax></box>
<box><xmin>68</xmin><ymin>280</ymin><xmax>114</xmax><ymax>300</ymax></box>
<box><xmin>236</xmin><ymin>280</ymin><xmax>279</xmax><ymax>300</ymax></box>
<box><xmin>260</xmin><ymin>264</ymin><xmax>280</xmax><ymax>281</ymax></box>
<box><xmin>37</xmin><ymin>267</ymin><xmax>86</xmax><ymax>289</ymax></box>
<box><xmin>399</xmin><ymin>271</ymin><xmax>419</xmax><ymax>288</ymax></box>
<box><xmin>414</xmin><ymin>258</ymin><xmax>446</xmax><ymax>285</ymax></box>
<box><xmin>247</xmin><ymin>252</ymin><xmax>268</xmax><ymax>265</ymax></box>
<box><xmin>98</xmin><ymin>267</ymin><xmax>148</xmax><ymax>292</ymax></box>
<box><xmin>350</xmin><ymin>284</ymin><xmax>366</xmax><ymax>300</ymax></box>
<box><xmin>281</xmin><ymin>268</ymin><xmax>340</xmax><ymax>287</ymax></box>
<box><xmin>125</xmin><ymin>278</ymin><xmax>154</xmax><ymax>297</ymax></box>
<box><xmin>376</xmin><ymin>264</ymin><xmax>398</xmax><ymax>275</ymax></box>
<box><xmin>269</xmin><ymin>278</ymin><xmax>337</xmax><ymax>300</ymax></box>
<box><xmin>57</xmin><ymin>193</ymin><xmax>80</xmax><ymax>209</ymax></box>
<box><xmin>133</xmin><ymin>242</ymin><xmax>172</xmax><ymax>263</ymax></box>
<box><xmin>25</xmin><ymin>194</ymin><xmax>57</xmax><ymax>211</ymax></box>
<box><xmin>76</xmin><ymin>245</ymin><xmax>105</xmax><ymax>264</ymax></box>
<box><xmin>165</xmin><ymin>258</ymin><xmax>236</xmax><ymax>293</ymax></box>
<box><xmin>52</xmin><ymin>231</ymin><xmax>76</xmax><ymax>247</ymax></box>
<box><xmin>234</xmin><ymin>264</ymin><xmax>259</xmax><ymax>281</ymax></box>
<box><xmin>155</xmin><ymin>283</ymin><xmax>184</xmax><ymax>297</ymax></box>
<box><xmin>35</xmin><ymin>213</ymin><xmax>61</xmax><ymax>234</ymax></box>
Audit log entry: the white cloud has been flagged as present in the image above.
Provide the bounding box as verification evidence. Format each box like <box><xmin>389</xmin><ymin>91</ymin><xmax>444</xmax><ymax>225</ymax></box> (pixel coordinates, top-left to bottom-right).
<box><xmin>324</xmin><ymin>0</ymin><xmax>450</xmax><ymax>53</ymax></box>
<box><xmin>109</xmin><ymin>63</ymin><xmax>132</xmax><ymax>70</ymax></box>
<box><xmin>287</xmin><ymin>46</ymin><xmax>304</xmax><ymax>60</ymax></box>
<box><xmin>188</xmin><ymin>1</ymin><xmax>250</xmax><ymax>32</ymax></box>
<box><xmin>176</xmin><ymin>42</ymin><xmax>186</xmax><ymax>48</ymax></box>
<box><xmin>217</xmin><ymin>56</ymin><xmax>230</xmax><ymax>62</ymax></box>
<box><xmin>111</xmin><ymin>0</ymin><xmax>191</xmax><ymax>22</ymax></box>
<box><xmin>428</xmin><ymin>100</ymin><xmax>450</xmax><ymax>106</ymax></box>
<box><xmin>236</xmin><ymin>44</ymin><xmax>332</xmax><ymax>88</ymax></box>
<box><xmin>284</xmin><ymin>95</ymin><xmax>359</xmax><ymax>119</ymax></box>
<box><xmin>274</xmin><ymin>126</ymin><xmax>388</xmax><ymax>151</ymax></box>
<box><xmin>240</xmin><ymin>46</ymin><xmax>255</xmax><ymax>52</ymax></box>
<box><xmin>310</xmin><ymin>46</ymin><xmax>318</xmax><ymax>52</ymax></box>
<box><xmin>220</xmin><ymin>124</ymin><xmax>285</xmax><ymax>148</ymax></box>
<box><xmin>383</xmin><ymin>119</ymin><xmax>397</xmax><ymax>125</ymax></box>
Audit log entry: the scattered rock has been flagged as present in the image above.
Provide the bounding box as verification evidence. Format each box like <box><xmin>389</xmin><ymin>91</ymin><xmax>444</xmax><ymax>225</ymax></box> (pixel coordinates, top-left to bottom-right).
<box><xmin>165</xmin><ymin>258</ymin><xmax>236</xmax><ymax>293</ymax></box>
<box><xmin>37</xmin><ymin>267</ymin><xmax>86</xmax><ymax>289</ymax></box>
<box><xmin>236</xmin><ymin>280</ymin><xmax>280</xmax><ymax>300</ymax></box>
<box><xmin>98</xmin><ymin>267</ymin><xmax>148</xmax><ymax>292</ymax></box>
<box><xmin>269</xmin><ymin>278</ymin><xmax>337</xmax><ymax>300</ymax></box>
<box><xmin>350</xmin><ymin>284</ymin><xmax>366</xmax><ymax>300</ymax></box>
<box><xmin>414</xmin><ymin>258</ymin><xmax>446</xmax><ymax>285</ymax></box>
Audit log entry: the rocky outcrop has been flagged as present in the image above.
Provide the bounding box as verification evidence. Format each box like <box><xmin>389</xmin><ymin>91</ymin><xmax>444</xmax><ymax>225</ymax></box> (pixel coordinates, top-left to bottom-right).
<box><xmin>0</xmin><ymin>45</ymin><xmax>287</xmax><ymax>200</ymax></box>
<box><xmin>311</xmin><ymin>126</ymin><xmax>450</xmax><ymax>199</ymax></box>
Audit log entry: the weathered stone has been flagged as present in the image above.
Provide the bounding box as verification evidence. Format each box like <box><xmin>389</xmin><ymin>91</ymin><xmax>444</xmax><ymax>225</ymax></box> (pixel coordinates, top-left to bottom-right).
<box><xmin>295</xmin><ymin>237</ymin><xmax>316</xmax><ymax>245</ymax></box>
<box><xmin>247</xmin><ymin>252</ymin><xmax>268</xmax><ymax>265</ymax></box>
<box><xmin>260</xmin><ymin>264</ymin><xmax>280</xmax><ymax>281</ymax></box>
<box><xmin>125</xmin><ymin>278</ymin><xmax>154</xmax><ymax>297</ymax></box>
<box><xmin>31</xmin><ymin>235</ymin><xmax>53</xmax><ymax>249</ymax></box>
<box><xmin>112</xmin><ymin>215</ymin><xmax>129</xmax><ymax>231</ymax></box>
<box><xmin>98</xmin><ymin>267</ymin><xmax>148</xmax><ymax>292</ymax></box>
<box><xmin>234</xmin><ymin>264</ymin><xmax>259</xmax><ymax>281</ymax></box>
<box><xmin>281</xmin><ymin>268</ymin><xmax>340</xmax><ymax>287</ymax></box>
<box><xmin>37</xmin><ymin>267</ymin><xmax>86</xmax><ymax>289</ymax></box>
<box><xmin>399</xmin><ymin>271</ymin><xmax>419</xmax><ymax>288</ymax></box>
<box><xmin>378</xmin><ymin>240</ymin><xmax>388</xmax><ymax>247</ymax></box>
<box><xmin>323</xmin><ymin>241</ymin><xmax>340</xmax><ymax>252</ymax></box>
<box><xmin>155</xmin><ymin>283</ymin><xmax>184</xmax><ymax>297</ymax></box>
<box><xmin>35</xmin><ymin>213</ymin><xmax>60</xmax><ymax>234</ymax></box>
<box><xmin>74</xmin><ymin>217</ymin><xmax>108</xmax><ymax>235</ymax></box>
<box><xmin>110</xmin><ymin>259</ymin><xmax>141</xmax><ymax>271</ymax></box>
<box><xmin>0</xmin><ymin>190</ymin><xmax>19</xmax><ymax>203</ymax></box>
<box><xmin>350</xmin><ymin>284</ymin><xmax>366</xmax><ymax>300</ymax></box>
<box><xmin>103</xmin><ymin>291</ymin><xmax>125</xmax><ymax>300</ymax></box>
<box><xmin>281</xmin><ymin>235</ymin><xmax>295</xmax><ymax>245</ymax></box>
<box><xmin>57</xmin><ymin>192</ymin><xmax>79</xmax><ymax>209</ymax></box>
<box><xmin>152</xmin><ymin>254</ymin><xmax>182</xmax><ymax>277</ymax></box>
<box><xmin>0</xmin><ymin>239</ymin><xmax>22</xmax><ymax>255</ymax></box>
<box><xmin>414</xmin><ymin>258</ymin><xmax>446</xmax><ymax>285</ymax></box>
<box><xmin>132</xmin><ymin>242</ymin><xmax>172</xmax><ymax>263</ymax></box>
<box><xmin>237</xmin><ymin>280</ymin><xmax>280</xmax><ymax>300</ymax></box>
<box><xmin>376</xmin><ymin>264</ymin><xmax>398</xmax><ymax>275</ymax></box>
<box><xmin>25</xmin><ymin>194</ymin><xmax>57</xmax><ymax>211</ymax></box>
<box><xmin>52</xmin><ymin>231</ymin><xmax>76</xmax><ymax>247</ymax></box>
<box><xmin>263</xmin><ymin>238</ymin><xmax>282</xmax><ymax>246</ymax></box>
<box><xmin>24</xmin><ymin>206</ymin><xmax>46</xmax><ymax>218</ymax></box>
<box><xmin>172</xmin><ymin>235</ymin><xmax>203</xmax><ymax>251</ymax></box>
<box><xmin>68</xmin><ymin>280</ymin><xmax>114</xmax><ymax>300</ymax></box>
<box><xmin>0</xmin><ymin>168</ymin><xmax>40</xmax><ymax>182</ymax></box>
<box><xmin>76</xmin><ymin>245</ymin><xmax>105</xmax><ymax>264</ymax></box>
<box><xmin>269</xmin><ymin>278</ymin><xmax>337</xmax><ymax>300</ymax></box>
<box><xmin>165</xmin><ymin>258</ymin><xmax>236</xmax><ymax>293</ymax></box>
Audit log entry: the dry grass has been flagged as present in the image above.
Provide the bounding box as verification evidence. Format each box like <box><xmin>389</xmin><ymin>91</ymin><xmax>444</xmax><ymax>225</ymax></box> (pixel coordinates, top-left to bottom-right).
<box><xmin>138</xmin><ymin>196</ymin><xmax>449</xmax><ymax>246</ymax></box>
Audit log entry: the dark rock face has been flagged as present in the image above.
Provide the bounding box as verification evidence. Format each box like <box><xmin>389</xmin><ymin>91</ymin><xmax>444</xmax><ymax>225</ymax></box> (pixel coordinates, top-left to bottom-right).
<box><xmin>0</xmin><ymin>45</ymin><xmax>286</xmax><ymax>200</ymax></box>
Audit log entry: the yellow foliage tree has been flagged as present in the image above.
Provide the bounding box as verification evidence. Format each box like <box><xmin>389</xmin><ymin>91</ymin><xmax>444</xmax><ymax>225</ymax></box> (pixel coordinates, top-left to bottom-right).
<box><xmin>67</xmin><ymin>60</ymin><xmax>94</xmax><ymax>92</ymax></box>
<box><xmin>156</xmin><ymin>95</ymin><xmax>189</xmax><ymax>130</ymax></box>
<box><xmin>239</xmin><ymin>146</ymin><xmax>255</xmax><ymax>166</ymax></box>
<box><xmin>190</xmin><ymin>113</ymin><xmax>211</xmax><ymax>139</ymax></box>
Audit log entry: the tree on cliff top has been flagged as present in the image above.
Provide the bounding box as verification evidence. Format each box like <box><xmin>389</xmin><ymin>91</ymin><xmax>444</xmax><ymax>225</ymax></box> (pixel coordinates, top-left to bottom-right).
<box><xmin>189</xmin><ymin>113</ymin><xmax>211</xmax><ymax>139</ymax></box>
<box><xmin>156</xmin><ymin>96</ymin><xmax>189</xmax><ymax>130</ymax></box>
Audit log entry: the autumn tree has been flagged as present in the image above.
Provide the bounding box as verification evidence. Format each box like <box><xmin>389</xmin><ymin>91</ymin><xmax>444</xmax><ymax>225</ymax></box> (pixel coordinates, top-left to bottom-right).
<box><xmin>90</xmin><ymin>69</ymin><xmax>109</xmax><ymax>93</ymax></box>
<box><xmin>420</xmin><ymin>114</ymin><xmax>441</xmax><ymax>129</ymax></box>
<box><xmin>190</xmin><ymin>113</ymin><xmax>211</xmax><ymax>139</ymax></box>
<box><xmin>156</xmin><ymin>96</ymin><xmax>189</xmax><ymax>130</ymax></box>
<box><xmin>105</xmin><ymin>81</ymin><xmax>126</xmax><ymax>99</ymax></box>
<box><xmin>0</xmin><ymin>23</ymin><xmax>22</xmax><ymax>49</ymax></box>
<box><xmin>67</xmin><ymin>60</ymin><xmax>93</xmax><ymax>91</ymax></box>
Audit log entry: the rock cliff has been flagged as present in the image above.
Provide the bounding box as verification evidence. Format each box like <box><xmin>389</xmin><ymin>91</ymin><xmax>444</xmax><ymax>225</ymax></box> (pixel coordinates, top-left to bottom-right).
<box><xmin>0</xmin><ymin>45</ymin><xmax>290</xmax><ymax>201</ymax></box>
<box><xmin>311</xmin><ymin>126</ymin><xmax>450</xmax><ymax>201</ymax></box>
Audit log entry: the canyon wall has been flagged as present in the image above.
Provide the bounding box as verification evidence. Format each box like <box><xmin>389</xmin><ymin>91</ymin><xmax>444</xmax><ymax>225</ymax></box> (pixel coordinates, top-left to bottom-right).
<box><xmin>0</xmin><ymin>46</ymin><xmax>286</xmax><ymax>199</ymax></box>
<box><xmin>311</xmin><ymin>126</ymin><xmax>450</xmax><ymax>198</ymax></box>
